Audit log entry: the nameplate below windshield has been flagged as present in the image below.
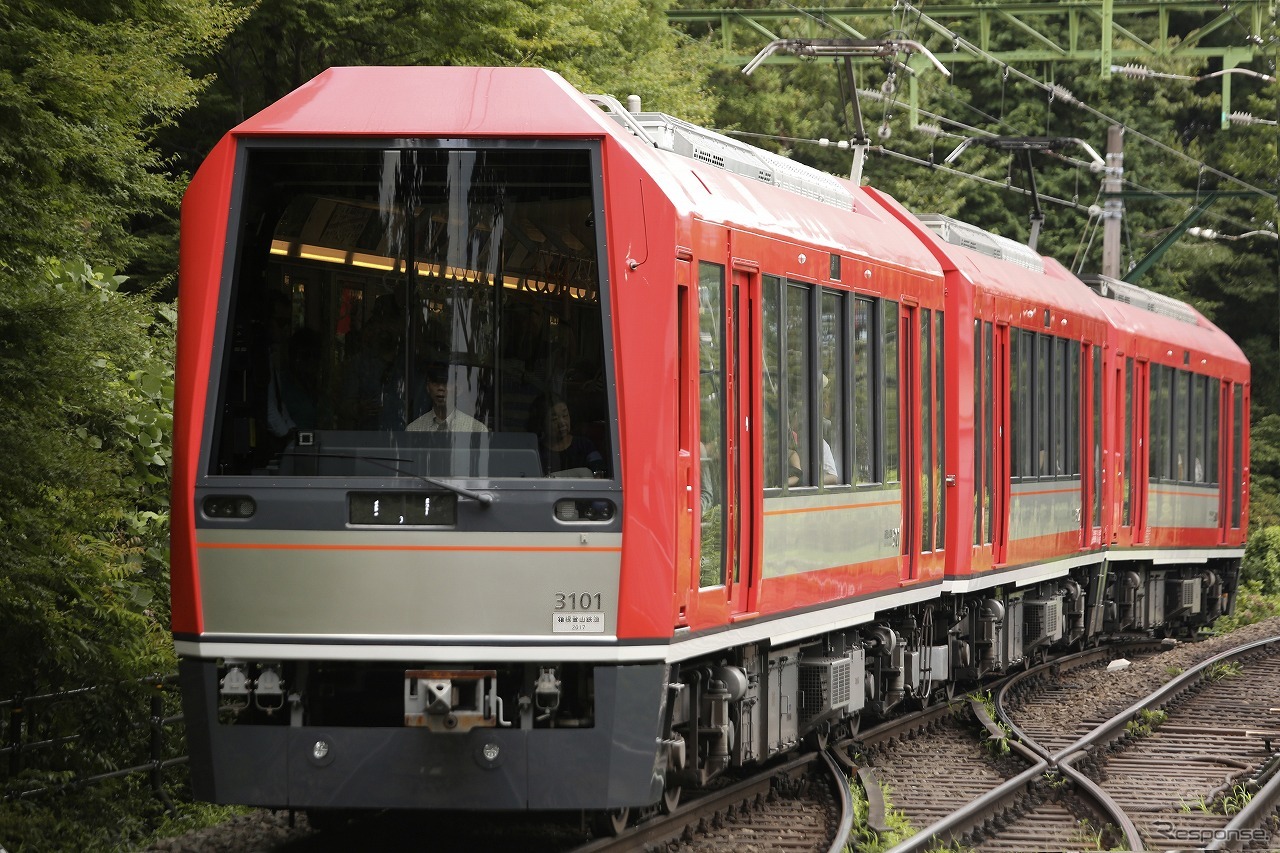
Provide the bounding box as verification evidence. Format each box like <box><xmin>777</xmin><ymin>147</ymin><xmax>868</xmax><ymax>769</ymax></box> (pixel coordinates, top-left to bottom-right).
<box><xmin>349</xmin><ymin>492</ymin><xmax>457</xmax><ymax>526</ymax></box>
<box><xmin>553</xmin><ymin>612</ymin><xmax>605</xmax><ymax>633</ymax></box>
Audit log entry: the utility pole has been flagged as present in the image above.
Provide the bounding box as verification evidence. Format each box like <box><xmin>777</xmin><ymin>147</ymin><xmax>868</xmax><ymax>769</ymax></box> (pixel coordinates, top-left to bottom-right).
<box><xmin>1101</xmin><ymin>126</ymin><xmax>1125</xmax><ymax>279</ymax></box>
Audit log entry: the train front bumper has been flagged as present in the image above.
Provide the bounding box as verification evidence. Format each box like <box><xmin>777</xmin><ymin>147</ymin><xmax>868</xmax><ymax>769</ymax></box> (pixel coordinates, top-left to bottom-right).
<box><xmin>178</xmin><ymin>659</ymin><xmax>667</xmax><ymax>811</ymax></box>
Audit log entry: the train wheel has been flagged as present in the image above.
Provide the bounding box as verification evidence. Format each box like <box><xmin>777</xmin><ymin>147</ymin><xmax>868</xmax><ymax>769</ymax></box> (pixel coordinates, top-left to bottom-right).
<box><xmin>593</xmin><ymin>806</ymin><xmax>630</xmax><ymax>837</ymax></box>
<box><xmin>662</xmin><ymin>783</ymin><xmax>682</xmax><ymax>814</ymax></box>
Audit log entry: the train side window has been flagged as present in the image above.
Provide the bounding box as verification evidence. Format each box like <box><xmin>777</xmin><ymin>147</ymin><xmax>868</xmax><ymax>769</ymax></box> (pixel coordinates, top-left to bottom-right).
<box><xmin>1053</xmin><ymin>337</ymin><xmax>1067</xmax><ymax>477</ymax></box>
<box><xmin>785</xmin><ymin>282</ymin><xmax>813</xmax><ymax>489</ymax></box>
<box><xmin>1173</xmin><ymin>369</ymin><xmax>1190</xmax><ymax>482</ymax></box>
<box><xmin>881</xmin><ymin>299</ymin><xmax>899</xmax><ymax>484</ymax></box>
<box><xmin>1035</xmin><ymin>333</ymin><xmax>1050</xmax><ymax>477</ymax></box>
<box><xmin>1191</xmin><ymin>374</ymin><xmax>1207</xmax><ymax>483</ymax></box>
<box><xmin>762</xmin><ymin>276</ymin><xmax>783</xmax><ymax>493</ymax></box>
<box><xmin>920</xmin><ymin>309</ymin><xmax>933</xmax><ymax>549</ymax></box>
<box><xmin>1232</xmin><ymin>383</ymin><xmax>1244</xmax><ymax>528</ymax></box>
<box><xmin>820</xmin><ymin>290</ymin><xmax>846</xmax><ymax>488</ymax></box>
<box><xmin>697</xmin><ymin>262</ymin><xmax>726</xmax><ymax>587</ymax></box>
<box><xmin>973</xmin><ymin>320</ymin><xmax>982</xmax><ymax>546</ymax></box>
<box><xmin>1068</xmin><ymin>340</ymin><xmax>1080</xmax><ymax>476</ymax></box>
<box><xmin>853</xmin><ymin>297</ymin><xmax>876</xmax><ymax>486</ymax></box>
<box><xmin>1012</xmin><ymin>330</ymin><xmax>1033</xmax><ymax>479</ymax></box>
<box><xmin>1207</xmin><ymin>380</ymin><xmax>1220</xmax><ymax>485</ymax></box>
<box><xmin>1092</xmin><ymin>345</ymin><xmax>1102</xmax><ymax>527</ymax></box>
<box><xmin>983</xmin><ymin>323</ymin><xmax>994</xmax><ymax>542</ymax></box>
<box><xmin>1150</xmin><ymin>365</ymin><xmax>1171</xmax><ymax>481</ymax></box>
<box><xmin>1123</xmin><ymin>357</ymin><xmax>1133</xmax><ymax>525</ymax></box>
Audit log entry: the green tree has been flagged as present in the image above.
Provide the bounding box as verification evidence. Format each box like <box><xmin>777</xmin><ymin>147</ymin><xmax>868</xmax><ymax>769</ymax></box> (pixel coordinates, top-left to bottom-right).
<box><xmin>161</xmin><ymin>0</ymin><xmax>720</xmax><ymax>181</ymax></box>
<box><xmin>0</xmin><ymin>0</ymin><xmax>245</xmax><ymax>279</ymax></box>
<box><xmin>0</xmin><ymin>261</ymin><xmax>174</xmax><ymax>697</ymax></box>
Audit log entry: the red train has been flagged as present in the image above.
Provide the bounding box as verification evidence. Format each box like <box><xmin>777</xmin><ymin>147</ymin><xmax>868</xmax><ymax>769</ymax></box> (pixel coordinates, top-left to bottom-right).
<box><xmin>172</xmin><ymin>66</ymin><xmax>1248</xmax><ymax>827</ymax></box>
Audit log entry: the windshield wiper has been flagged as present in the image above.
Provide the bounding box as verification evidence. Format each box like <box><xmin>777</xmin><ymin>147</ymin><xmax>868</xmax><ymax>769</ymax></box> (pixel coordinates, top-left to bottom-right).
<box><xmin>276</xmin><ymin>451</ymin><xmax>493</xmax><ymax>507</ymax></box>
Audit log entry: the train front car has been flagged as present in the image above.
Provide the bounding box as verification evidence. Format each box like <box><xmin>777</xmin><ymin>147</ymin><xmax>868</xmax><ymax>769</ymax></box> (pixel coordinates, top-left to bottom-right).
<box><xmin>173</xmin><ymin>67</ymin><xmax>676</xmax><ymax>819</ymax></box>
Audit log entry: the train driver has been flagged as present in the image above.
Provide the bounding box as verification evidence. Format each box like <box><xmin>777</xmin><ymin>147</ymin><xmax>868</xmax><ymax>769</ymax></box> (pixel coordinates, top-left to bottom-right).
<box><xmin>406</xmin><ymin>362</ymin><xmax>487</xmax><ymax>433</ymax></box>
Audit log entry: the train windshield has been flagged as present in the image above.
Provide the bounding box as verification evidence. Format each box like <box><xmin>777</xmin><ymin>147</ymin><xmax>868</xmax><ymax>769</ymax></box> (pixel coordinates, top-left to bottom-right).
<box><xmin>208</xmin><ymin>144</ymin><xmax>611</xmax><ymax>481</ymax></box>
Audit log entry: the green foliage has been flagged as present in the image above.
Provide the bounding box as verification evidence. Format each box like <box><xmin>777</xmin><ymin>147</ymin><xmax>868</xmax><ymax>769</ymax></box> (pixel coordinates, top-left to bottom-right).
<box><xmin>0</xmin><ymin>260</ymin><xmax>175</xmax><ymax>698</ymax></box>
<box><xmin>1178</xmin><ymin>784</ymin><xmax>1254</xmax><ymax>817</ymax></box>
<box><xmin>1248</xmin><ymin>418</ymin><xmax>1280</xmax><ymax>529</ymax></box>
<box><xmin>1205</xmin><ymin>661</ymin><xmax>1244</xmax><ymax>681</ymax></box>
<box><xmin>1125</xmin><ymin>707</ymin><xmax>1167</xmax><ymax>738</ymax></box>
<box><xmin>1071</xmin><ymin>818</ymin><xmax>1106</xmax><ymax>851</ymax></box>
<box><xmin>1242</xmin><ymin>524</ymin><xmax>1280</xmax><ymax>593</ymax></box>
<box><xmin>161</xmin><ymin>0</ymin><xmax>721</xmax><ymax>180</ymax></box>
<box><xmin>1212</xmin><ymin>581</ymin><xmax>1280</xmax><ymax>633</ymax></box>
<box><xmin>1221</xmin><ymin>784</ymin><xmax>1253</xmax><ymax>816</ymax></box>
<box><xmin>0</xmin><ymin>772</ymin><xmax>242</xmax><ymax>853</ymax></box>
<box><xmin>0</xmin><ymin>0</ymin><xmax>244</xmax><ymax>278</ymax></box>
<box><xmin>846</xmin><ymin>779</ymin><xmax>918</xmax><ymax>853</ymax></box>
<box><xmin>967</xmin><ymin>690</ymin><xmax>1013</xmax><ymax>756</ymax></box>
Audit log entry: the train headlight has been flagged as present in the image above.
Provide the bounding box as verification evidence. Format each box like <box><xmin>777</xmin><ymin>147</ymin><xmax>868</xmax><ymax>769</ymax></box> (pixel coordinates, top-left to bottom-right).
<box><xmin>554</xmin><ymin>499</ymin><xmax>615</xmax><ymax>522</ymax></box>
<box><xmin>202</xmin><ymin>495</ymin><xmax>256</xmax><ymax>519</ymax></box>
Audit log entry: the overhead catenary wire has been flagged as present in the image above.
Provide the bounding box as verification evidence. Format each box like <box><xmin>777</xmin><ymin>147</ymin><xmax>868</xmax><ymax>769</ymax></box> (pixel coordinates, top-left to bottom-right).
<box><xmin>892</xmin><ymin>0</ymin><xmax>1277</xmax><ymax>203</ymax></box>
<box><xmin>722</xmin><ymin>125</ymin><xmax>1267</xmax><ymax>241</ymax></box>
<box><xmin>731</xmin><ymin>0</ymin><xmax>1277</xmax><ymax>267</ymax></box>
<box><xmin>725</xmin><ymin>0</ymin><xmax>1275</xmax><ymax>244</ymax></box>
<box><xmin>766</xmin><ymin>0</ymin><xmax>1276</xmax><ymax>204</ymax></box>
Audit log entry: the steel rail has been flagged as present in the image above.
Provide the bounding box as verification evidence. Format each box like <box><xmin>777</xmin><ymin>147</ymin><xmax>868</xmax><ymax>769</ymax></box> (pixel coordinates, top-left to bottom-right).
<box><xmin>1204</xmin><ymin>753</ymin><xmax>1280</xmax><ymax>851</ymax></box>
<box><xmin>879</xmin><ymin>638</ymin><xmax>1247</xmax><ymax>852</ymax></box>
<box><xmin>570</xmin><ymin>748</ymin><xmax>846</xmax><ymax>853</ymax></box>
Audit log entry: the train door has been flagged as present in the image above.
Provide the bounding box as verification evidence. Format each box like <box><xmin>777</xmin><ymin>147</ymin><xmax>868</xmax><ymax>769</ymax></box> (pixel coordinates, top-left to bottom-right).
<box><xmin>685</xmin><ymin>254</ymin><xmax>756</xmax><ymax>625</ymax></box>
<box><xmin>725</xmin><ymin>266</ymin><xmax>756</xmax><ymax>616</ymax></box>
<box><xmin>898</xmin><ymin>301</ymin><xmax>921</xmax><ymax>584</ymax></box>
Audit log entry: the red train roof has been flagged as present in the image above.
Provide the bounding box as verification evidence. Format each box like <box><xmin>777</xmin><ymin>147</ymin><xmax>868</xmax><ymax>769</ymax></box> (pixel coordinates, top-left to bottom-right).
<box><xmin>232</xmin><ymin>66</ymin><xmax>619</xmax><ymax>137</ymax></box>
<box><xmin>232</xmin><ymin>66</ymin><xmax>945</xmax><ymax>278</ymax></box>
<box><xmin>1091</xmin><ymin>283</ymin><xmax>1248</xmax><ymax>374</ymax></box>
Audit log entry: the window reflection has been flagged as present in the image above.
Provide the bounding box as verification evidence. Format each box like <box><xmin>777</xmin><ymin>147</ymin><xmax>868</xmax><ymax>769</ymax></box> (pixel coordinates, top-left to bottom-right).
<box><xmin>211</xmin><ymin>146</ymin><xmax>610</xmax><ymax>480</ymax></box>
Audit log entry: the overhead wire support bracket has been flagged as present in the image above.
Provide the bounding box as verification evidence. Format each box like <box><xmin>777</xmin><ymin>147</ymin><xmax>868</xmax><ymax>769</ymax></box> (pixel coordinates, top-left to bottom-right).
<box><xmin>743</xmin><ymin>39</ymin><xmax>950</xmax><ymax>186</ymax></box>
<box><xmin>944</xmin><ymin>137</ymin><xmax>1106</xmax><ymax>251</ymax></box>
<box><xmin>742</xmin><ymin>38</ymin><xmax>951</xmax><ymax>78</ymax></box>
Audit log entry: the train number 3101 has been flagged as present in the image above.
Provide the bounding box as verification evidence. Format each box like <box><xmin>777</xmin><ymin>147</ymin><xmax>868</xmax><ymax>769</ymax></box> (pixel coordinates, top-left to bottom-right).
<box><xmin>555</xmin><ymin>592</ymin><xmax>603</xmax><ymax>611</ymax></box>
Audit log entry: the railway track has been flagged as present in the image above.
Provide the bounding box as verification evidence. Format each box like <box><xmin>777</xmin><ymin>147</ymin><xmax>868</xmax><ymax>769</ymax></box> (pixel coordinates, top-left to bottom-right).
<box><xmin>1058</xmin><ymin>637</ymin><xmax>1280</xmax><ymax>851</ymax></box>
<box><xmin>870</xmin><ymin>633</ymin><xmax>1280</xmax><ymax>852</ymax></box>
<box><xmin>568</xmin><ymin>749</ymin><xmax>851</xmax><ymax>853</ymax></box>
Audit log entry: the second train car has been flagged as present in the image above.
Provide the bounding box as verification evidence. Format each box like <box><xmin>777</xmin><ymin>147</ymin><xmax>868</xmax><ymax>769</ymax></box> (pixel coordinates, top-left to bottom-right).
<box><xmin>172</xmin><ymin>66</ymin><xmax>1249</xmax><ymax>826</ymax></box>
